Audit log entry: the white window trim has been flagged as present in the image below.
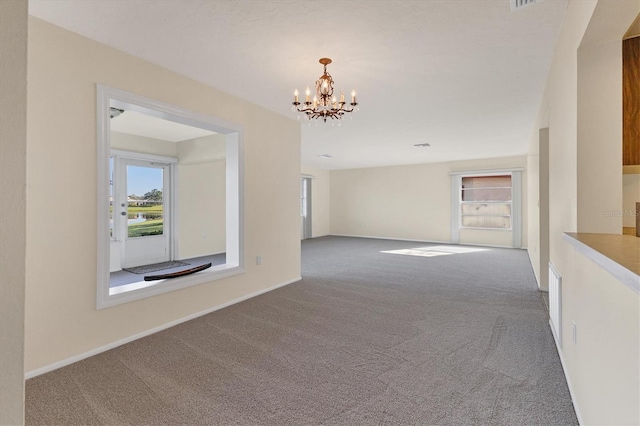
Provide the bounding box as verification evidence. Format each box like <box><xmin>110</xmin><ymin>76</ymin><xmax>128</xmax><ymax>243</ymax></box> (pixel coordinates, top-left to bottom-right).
<box><xmin>97</xmin><ymin>84</ymin><xmax>245</xmax><ymax>309</ymax></box>
<box><xmin>450</xmin><ymin>168</ymin><xmax>523</xmax><ymax>248</ymax></box>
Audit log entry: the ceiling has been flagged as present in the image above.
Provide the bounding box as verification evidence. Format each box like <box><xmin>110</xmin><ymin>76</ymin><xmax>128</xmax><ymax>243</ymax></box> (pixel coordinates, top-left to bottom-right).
<box><xmin>29</xmin><ymin>0</ymin><xmax>568</xmax><ymax>170</ymax></box>
<box><xmin>110</xmin><ymin>109</ymin><xmax>216</xmax><ymax>142</ymax></box>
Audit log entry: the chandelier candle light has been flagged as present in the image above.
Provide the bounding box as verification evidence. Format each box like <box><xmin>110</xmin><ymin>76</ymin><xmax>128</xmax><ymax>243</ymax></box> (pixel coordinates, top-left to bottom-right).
<box><xmin>292</xmin><ymin>58</ymin><xmax>358</xmax><ymax>123</ymax></box>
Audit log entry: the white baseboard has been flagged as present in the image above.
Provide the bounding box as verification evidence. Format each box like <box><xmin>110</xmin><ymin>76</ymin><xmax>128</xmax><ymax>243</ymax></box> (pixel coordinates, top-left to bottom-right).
<box><xmin>330</xmin><ymin>234</ymin><xmax>451</xmax><ymax>245</ymax></box>
<box><xmin>177</xmin><ymin>250</ymin><xmax>226</xmax><ymax>260</ymax></box>
<box><xmin>550</xmin><ymin>321</ymin><xmax>584</xmax><ymax>425</ymax></box>
<box><xmin>25</xmin><ymin>276</ymin><xmax>301</xmax><ymax>379</ymax></box>
<box><xmin>329</xmin><ymin>234</ymin><xmax>526</xmax><ymax>250</ymax></box>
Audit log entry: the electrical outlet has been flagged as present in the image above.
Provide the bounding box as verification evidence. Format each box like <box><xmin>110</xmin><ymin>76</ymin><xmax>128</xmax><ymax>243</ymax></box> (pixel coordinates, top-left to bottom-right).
<box><xmin>572</xmin><ymin>321</ymin><xmax>577</xmax><ymax>344</ymax></box>
<box><xmin>256</xmin><ymin>255</ymin><xmax>262</xmax><ymax>265</ymax></box>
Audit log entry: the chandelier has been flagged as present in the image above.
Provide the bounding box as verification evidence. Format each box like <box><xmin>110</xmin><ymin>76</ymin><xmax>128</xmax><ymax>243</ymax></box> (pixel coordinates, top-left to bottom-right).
<box><xmin>292</xmin><ymin>58</ymin><xmax>358</xmax><ymax>123</ymax></box>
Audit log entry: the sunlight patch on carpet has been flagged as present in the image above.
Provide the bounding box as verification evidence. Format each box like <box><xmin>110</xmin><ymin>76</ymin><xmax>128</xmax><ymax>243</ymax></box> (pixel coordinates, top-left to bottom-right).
<box><xmin>381</xmin><ymin>245</ymin><xmax>488</xmax><ymax>258</ymax></box>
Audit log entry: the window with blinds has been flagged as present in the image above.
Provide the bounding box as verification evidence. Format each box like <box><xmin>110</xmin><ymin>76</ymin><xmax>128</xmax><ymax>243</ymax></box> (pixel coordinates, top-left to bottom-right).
<box><xmin>460</xmin><ymin>175</ymin><xmax>512</xmax><ymax>229</ymax></box>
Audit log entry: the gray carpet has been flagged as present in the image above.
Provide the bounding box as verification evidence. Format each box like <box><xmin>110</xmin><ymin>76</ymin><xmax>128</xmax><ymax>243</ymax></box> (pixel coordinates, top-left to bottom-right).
<box><xmin>25</xmin><ymin>236</ymin><xmax>577</xmax><ymax>425</ymax></box>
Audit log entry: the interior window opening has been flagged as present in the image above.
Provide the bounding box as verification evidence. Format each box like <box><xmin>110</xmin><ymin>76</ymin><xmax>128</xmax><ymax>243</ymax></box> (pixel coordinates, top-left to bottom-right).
<box><xmin>97</xmin><ymin>85</ymin><xmax>243</xmax><ymax>309</ymax></box>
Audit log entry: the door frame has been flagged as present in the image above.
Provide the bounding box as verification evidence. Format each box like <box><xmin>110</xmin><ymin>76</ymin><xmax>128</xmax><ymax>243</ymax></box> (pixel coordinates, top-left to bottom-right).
<box><xmin>301</xmin><ymin>176</ymin><xmax>312</xmax><ymax>239</ymax></box>
<box><xmin>111</xmin><ymin>149</ymin><xmax>178</xmax><ymax>268</ymax></box>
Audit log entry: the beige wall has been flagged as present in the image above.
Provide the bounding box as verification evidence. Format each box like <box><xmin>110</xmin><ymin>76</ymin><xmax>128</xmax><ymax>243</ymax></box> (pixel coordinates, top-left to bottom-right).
<box><xmin>459</xmin><ymin>228</ymin><xmax>512</xmax><ymax>247</ymax></box>
<box><xmin>331</xmin><ymin>162</ymin><xmax>451</xmax><ymax>242</ymax></box>
<box><xmin>0</xmin><ymin>1</ymin><xmax>27</xmax><ymax>423</ymax></box>
<box><xmin>567</xmin><ymin>247</ymin><xmax>639</xmax><ymax>424</ymax></box>
<box><xmin>527</xmin><ymin>152</ymin><xmax>541</xmax><ymax>284</ymax></box>
<box><xmin>330</xmin><ymin>156</ymin><xmax>527</xmax><ymax>247</ymax></box>
<box><xmin>177</xmin><ymin>134</ymin><xmax>226</xmax><ymax>164</ymax></box>
<box><xmin>110</xmin><ymin>131</ymin><xmax>177</xmax><ymax>157</ymax></box>
<box><xmin>301</xmin><ymin>166</ymin><xmax>331</xmax><ymax>238</ymax></box>
<box><xmin>528</xmin><ymin>1</ymin><xmax>640</xmax><ymax>423</ymax></box>
<box><xmin>25</xmin><ymin>18</ymin><xmax>301</xmax><ymax>373</ymax></box>
<box><xmin>177</xmin><ymin>135</ymin><xmax>227</xmax><ymax>258</ymax></box>
<box><xmin>176</xmin><ymin>159</ymin><xmax>226</xmax><ymax>257</ymax></box>
<box><xmin>577</xmin><ymin>36</ymin><xmax>624</xmax><ymax>234</ymax></box>
<box><xmin>527</xmin><ymin>128</ymin><xmax>550</xmax><ymax>289</ymax></box>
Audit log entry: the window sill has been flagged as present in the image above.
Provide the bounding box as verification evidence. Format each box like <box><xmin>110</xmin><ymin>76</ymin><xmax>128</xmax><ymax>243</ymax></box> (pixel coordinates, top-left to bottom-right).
<box><xmin>99</xmin><ymin>263</ymin><xmax>244</xmax><ymax>309</ymax></box>
<box><xmin>563</xmin><ymin>232</ymin><xmax>640</xmax><ymax>294</ymax></box>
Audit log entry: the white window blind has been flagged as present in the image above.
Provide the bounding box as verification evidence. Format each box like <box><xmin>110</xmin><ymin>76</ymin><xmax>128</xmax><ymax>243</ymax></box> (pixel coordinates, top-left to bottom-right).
<box><xmin>460</xmin><ymin>175</ymin><xmax>512</xmax><ymax>230</ymax></box>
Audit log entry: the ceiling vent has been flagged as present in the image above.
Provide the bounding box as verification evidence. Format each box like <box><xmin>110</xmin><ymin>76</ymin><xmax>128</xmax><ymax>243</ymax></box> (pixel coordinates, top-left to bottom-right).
<box><xmin>510</xmin><ymin>0</ymin><xmax>541</xmax><ymax>11</ymax></box>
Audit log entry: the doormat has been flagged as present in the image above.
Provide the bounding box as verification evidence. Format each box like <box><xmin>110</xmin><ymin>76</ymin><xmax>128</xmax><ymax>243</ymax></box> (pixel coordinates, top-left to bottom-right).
<box><xmin>123</xmin><ymin>261</ymin><xmax>190</xmax><ymax>275</ymax></box>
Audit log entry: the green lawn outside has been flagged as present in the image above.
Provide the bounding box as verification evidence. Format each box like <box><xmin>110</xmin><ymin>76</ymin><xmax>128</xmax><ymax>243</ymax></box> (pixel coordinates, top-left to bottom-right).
<box><xmin>128</xmin><ymin>219</ymin><xmax>163</xmax><ymax>237</ymax></box>
<box><xmin>109</xmin><ymin>205</ymin><xmax>163</xmax><ymax>213</ymax></box>
<box><xmin>128</xmin><ymin>205</ymin><xmax>163</xmax><ymax>214</ymax></box>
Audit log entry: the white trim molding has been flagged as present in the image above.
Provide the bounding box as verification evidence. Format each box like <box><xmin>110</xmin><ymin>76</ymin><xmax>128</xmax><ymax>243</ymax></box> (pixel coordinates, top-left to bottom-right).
<box><xmin>448</xmin><ymin>167</ymin><xmax>525</xmax><ymax>176</ymax></box>
<box><xmin>511</xmin><ymin>170</ymin><xmax>523</xmax><ymax>248</ymax></box>
<box><xmin>450</xmin><ymin>174</ymin><xmax>461</xmax><ymax>244</ymax></box>
<box><xmin>450</xmin><ymin>168</ymin><xmax>523</xmax><ymax>248</ymax></box>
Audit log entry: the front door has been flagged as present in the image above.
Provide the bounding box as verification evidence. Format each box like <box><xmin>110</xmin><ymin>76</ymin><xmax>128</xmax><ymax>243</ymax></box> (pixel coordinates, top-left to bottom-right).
<box><xmin>116</xmin><ymin>158</ymin><xmax>172</xmax><ymax>268</ymax></box>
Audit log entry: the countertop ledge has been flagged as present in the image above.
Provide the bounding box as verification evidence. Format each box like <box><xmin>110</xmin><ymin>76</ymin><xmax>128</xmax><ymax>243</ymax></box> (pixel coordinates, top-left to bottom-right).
<box><xmin>563</xmin><ymin>233</ymin><xmax>640</xmax><ymax>295</ymax></box>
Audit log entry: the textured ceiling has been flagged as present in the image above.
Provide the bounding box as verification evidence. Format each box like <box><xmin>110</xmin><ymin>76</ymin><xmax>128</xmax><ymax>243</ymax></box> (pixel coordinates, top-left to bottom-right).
<box><xmin>29</xmin><ymin>0</ymin><xmax>568</xmax><ymax>170</ymax></box>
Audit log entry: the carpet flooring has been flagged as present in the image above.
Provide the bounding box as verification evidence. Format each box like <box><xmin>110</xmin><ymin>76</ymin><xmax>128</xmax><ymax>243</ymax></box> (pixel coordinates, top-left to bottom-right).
<box><xmin>25</xmin><ymin>236</ymin><xmax>577</xmax><ymax>425</ymax></box>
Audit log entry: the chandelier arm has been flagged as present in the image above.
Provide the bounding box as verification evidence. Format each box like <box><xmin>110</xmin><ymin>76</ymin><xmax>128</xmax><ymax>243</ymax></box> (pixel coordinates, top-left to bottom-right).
<box><xmin>294</xmin><ymin>103</ymin><xmax>357</xmax><ymax>111</ymax></box>
<box><xmin>290</xmin><ymin>58</ymin><xmax>357</xmax><ymax>123</ymax></box>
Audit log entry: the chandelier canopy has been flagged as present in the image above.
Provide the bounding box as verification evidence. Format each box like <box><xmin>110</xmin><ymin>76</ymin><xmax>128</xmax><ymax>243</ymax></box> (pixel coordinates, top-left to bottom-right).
<box><xmin>292</xmin><ymin>58</ymin><xmax>358</xmax><ymax>123</ymax></box>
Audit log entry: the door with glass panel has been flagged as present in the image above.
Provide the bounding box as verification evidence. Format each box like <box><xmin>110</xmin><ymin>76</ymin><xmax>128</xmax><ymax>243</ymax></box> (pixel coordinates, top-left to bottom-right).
<box><xmin>115</xmin><ymin>158</ymin><xmax>172</xmax><ymax>268</ymax></box>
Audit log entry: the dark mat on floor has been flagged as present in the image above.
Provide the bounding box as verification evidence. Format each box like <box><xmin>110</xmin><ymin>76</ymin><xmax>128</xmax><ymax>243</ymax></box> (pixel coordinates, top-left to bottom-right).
<box><xmin>123</xmin><ymin>260</ymin><xmax>189</xmax><ymax>275</ymax></box>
